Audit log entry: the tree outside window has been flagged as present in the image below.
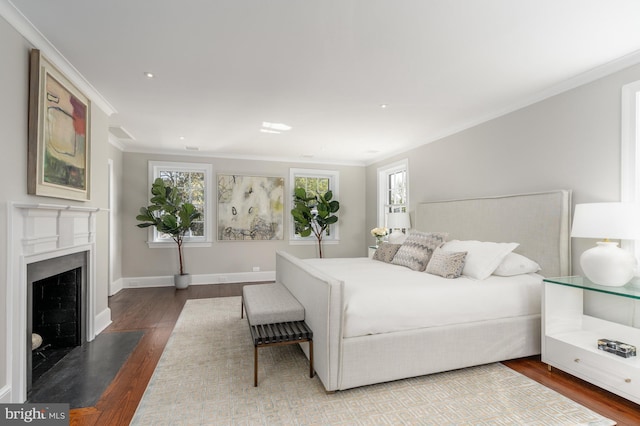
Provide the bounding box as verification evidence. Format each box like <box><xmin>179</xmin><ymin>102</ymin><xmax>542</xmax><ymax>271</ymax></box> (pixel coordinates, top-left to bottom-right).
<box><xmin>148</xmin><ymin>161</ymin><xmax>212</xmax><ymax>245</ymax></box>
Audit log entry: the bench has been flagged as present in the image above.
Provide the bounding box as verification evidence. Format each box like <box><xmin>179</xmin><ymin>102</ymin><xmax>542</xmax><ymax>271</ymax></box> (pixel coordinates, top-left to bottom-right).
<box><xmin>241</xmin><ymin>282</ymin><xmax>314</xmax><ymax>386</ymax></box>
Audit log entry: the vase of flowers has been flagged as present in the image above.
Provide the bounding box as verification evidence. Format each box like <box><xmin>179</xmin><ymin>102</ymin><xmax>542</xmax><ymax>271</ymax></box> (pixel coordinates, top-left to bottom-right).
<box><xmin>371</xmin><ymin>227</ymin><xmax>389</xmax><ymax>247</ymax></box>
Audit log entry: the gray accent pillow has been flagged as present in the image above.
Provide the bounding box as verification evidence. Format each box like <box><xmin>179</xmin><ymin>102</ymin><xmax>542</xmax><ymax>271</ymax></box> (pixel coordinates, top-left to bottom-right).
<box><xmin>391</xmin><ymin>231</ymin><xmax>448</xmax><ymax>271</ymax></box>
<box><xmin>426</xmin><ymin>247</ymin><xmax>467</xmax><ymax>279</ymax></box>
<box><xmin>372</xmin><ymin>243</ymin><xmax>402</xmax><ymax>263</ymax></box>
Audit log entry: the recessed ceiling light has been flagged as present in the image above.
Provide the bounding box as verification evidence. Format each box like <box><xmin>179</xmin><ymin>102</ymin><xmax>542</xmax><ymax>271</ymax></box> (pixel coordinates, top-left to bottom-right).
<box><xmin>260</xmin><ymin>128</ymin><xmax>281</xmax><ymax>134</ymax></box>
<box><xmin>143</xmin><ymin>72</ymin><xmax>155</xmax><ymax>79</ymax></box>
<box><xmin>380</xmin><ymin>104</ymin><xmax>388</xmax><ymax>109</ymax></box>
<box><xmin>179</xmin><ymin>136</ymin><xmax>185</xmax><ymax>140</ymax></box>
<box><xmin>262</xmin><ymin>122</ymin><xmax>292</xmax><ymax>132</ymax></box>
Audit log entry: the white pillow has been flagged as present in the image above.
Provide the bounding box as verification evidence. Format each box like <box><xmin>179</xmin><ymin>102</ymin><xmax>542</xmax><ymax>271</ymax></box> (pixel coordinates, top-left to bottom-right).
<box><xmin>493</xmin><ymin>252</ymin><xmax>541</xmax><ymax>276</ymax></box>
<box><xmin>441</xmin><ymin>240</ymin><xmax>519</xmax><ymax>280</ymax></box>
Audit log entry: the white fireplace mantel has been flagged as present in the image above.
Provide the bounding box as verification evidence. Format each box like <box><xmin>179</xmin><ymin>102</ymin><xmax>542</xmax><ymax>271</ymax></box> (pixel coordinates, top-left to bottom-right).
<box><xmin>5</xmin><ymin>202</ymin><xmax>105</xmax><ymax>403</ymax></box>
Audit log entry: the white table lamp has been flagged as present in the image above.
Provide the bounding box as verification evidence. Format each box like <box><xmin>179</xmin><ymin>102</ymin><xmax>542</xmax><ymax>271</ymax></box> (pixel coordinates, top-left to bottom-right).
<box><xmin>571</xmin><ymin>203</ymin><xmax>640</xmax><ymax>286</ymax></box>
<box><xmin>387</xmin><ymin>212</ymin><xmax>411</xmax><ymax>244</ymax></box>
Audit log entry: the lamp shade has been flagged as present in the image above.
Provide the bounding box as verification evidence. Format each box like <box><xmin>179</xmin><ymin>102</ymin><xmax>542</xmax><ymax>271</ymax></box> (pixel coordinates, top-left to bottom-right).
<box><xmin>571</xmin><ymin>202</ymin><xmax>640</xmax><ymax>286</ymax></box>
<box><xmin>571</xmin><ymin>203</ymin><xmax>640</xmax><ymax>240</ymax></box>
<box><xmin>387</xmin><ymin>212</ymin><xmax>411</xmax><ymax>230</ymax></box>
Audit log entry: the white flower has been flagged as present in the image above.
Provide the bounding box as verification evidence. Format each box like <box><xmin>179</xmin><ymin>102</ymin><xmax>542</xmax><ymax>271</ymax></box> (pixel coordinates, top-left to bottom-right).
<box><xmin>370</xmin><ymin>227</ymin><xmax>389</xmax><ymax>237</ymax></box>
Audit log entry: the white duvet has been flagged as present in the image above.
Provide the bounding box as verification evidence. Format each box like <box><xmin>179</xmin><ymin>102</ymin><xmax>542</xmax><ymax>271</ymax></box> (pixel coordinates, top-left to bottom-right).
<box><xmin>304</xmin><ymin>257</ymin><xmax>542</xmax><ymax>338</ymax></box>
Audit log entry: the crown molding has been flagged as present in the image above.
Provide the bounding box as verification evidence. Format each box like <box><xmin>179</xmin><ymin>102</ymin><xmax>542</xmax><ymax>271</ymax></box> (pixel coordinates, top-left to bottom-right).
<box><xmin>0</xmin><ymin>0</ymin><xmax>116</xmax><ymax>116</ymax></box>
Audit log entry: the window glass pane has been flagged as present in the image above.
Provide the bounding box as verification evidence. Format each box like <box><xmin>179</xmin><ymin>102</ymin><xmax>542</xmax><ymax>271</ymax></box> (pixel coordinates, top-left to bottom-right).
<box><xmin>291</xmin><ymin>169</ymin><xmax>337</xmax><ymax>240</ymax></box>
<box><xmin>378</xmin><ymin>161</ymin><xmax>408</xmax><ymax>223</ymax></box>
<box><xmin>294</xmin><ymin>176</ymin><xmax>332</xmax><ymax>236</ymax></box>
<box><xmin>154</xmin><ymin>166</ymin><xmax>207</xmax><ymax>240</ymax></box>
<box><xmin>385</xmin><ymin>170</ymin><xmax>406</xmax><ymax>213</ymax></box>
<box><xmin>295</xmin><ymin>176</ymin><xmax>330</xmax><ymax>198</ymax></box>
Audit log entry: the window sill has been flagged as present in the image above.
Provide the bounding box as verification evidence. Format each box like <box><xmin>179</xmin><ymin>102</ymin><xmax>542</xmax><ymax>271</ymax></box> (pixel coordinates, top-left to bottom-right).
<box><xmin>147</xmin><ymin>241</ymin><xmax>212</xmax><ymax>248</ymax></box>
<box><xmin>289</xmin><ymin>239</ymin><xmax>339</xmax><ymax>246</ymax></box>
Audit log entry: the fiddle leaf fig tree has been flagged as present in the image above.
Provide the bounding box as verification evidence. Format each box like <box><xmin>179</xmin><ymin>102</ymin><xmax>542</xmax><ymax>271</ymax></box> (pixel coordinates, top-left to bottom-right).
<box><xmin>291</xmin><ymin>187</ymin><xmax>340</xmax><ymax>258</ymax></box>
<box><xmin>136</xmin><ymin>177</ymin><xmax>202</xmax><ymax>276</ymax></box>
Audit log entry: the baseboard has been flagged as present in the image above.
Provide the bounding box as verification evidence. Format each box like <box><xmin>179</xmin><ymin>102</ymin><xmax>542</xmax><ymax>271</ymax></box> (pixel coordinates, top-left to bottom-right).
<box><xmin>0</xmin><ymin>384</ymin><xmax>11</xmax><ymax>403</ymax></box>
<box><xmin>122</xmin><ymin>271</ymin><xmax>275</xmax><ymax>289</ymax></box>
<box><xmin>94</xmin><ymin>307</ymin><xmax>112</xmax><ymax>336</ymax></box>
<box><xmin>109</xmin><ymin>278</ymin><xmax>124</xmax><ymax>296</ymax></box>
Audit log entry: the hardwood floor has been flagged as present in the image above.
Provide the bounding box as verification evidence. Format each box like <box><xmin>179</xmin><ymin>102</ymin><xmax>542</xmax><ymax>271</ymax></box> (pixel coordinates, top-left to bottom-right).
<box><xmin>70</xmin><ymin>283</ymin><xmax>640</xmax><ymax>425</ymax></box>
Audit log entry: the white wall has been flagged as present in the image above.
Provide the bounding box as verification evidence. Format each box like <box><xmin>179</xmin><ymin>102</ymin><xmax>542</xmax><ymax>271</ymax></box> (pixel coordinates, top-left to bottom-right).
<box><xmin>0</xmin><ymin>15</ymin><xmax>116</xmax><ymax>401</ymax></box>
<box><xmin>121</xmin><ymin>152</ymin><xmax>366</xmax><ymax>281</ymax></box>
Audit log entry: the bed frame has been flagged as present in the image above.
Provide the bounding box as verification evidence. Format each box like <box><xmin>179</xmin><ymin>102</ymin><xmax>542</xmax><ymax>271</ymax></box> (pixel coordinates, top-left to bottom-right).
<box><xmin>276</xmin><ymin>190</ymin><xmax>572</xmax><ymax>391</ymax></box>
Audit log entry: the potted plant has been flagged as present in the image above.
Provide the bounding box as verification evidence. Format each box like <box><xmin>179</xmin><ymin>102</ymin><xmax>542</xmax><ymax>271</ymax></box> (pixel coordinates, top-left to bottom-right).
<box><xmin>136</xmin><ymin>177</ymin><xmax>202</xmax><ymax>289</ymax></box>
<box><xmin>291</xmin><ymin>187</ymin><xmax>340</xmax><ymax>258</ymax></box>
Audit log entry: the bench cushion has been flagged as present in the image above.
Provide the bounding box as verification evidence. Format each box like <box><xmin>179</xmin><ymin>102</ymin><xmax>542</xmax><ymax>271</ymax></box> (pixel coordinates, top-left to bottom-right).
<box><xmin>243</xmin><ymin>282</ymin><xmax>304</xmax><ymax>325</ymax></box>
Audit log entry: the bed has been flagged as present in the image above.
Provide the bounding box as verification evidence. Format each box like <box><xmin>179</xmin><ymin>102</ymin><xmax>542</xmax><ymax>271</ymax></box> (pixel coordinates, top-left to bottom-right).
<box><xmin>276</xmin><ymin>190</ymin><xmax>572</xmax><ymax>391</ymax></box>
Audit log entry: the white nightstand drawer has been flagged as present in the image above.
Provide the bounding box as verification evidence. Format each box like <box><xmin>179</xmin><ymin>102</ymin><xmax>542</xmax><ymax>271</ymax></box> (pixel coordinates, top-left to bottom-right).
<box><xmin>545</xmin><ymin>337</ymin><xmax>640</xmax><ymax>402</ymax></box>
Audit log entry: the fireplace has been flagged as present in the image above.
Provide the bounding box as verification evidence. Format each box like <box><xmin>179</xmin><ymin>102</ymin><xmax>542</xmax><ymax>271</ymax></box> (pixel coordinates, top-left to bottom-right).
<box><xmin>7</xmin><ymin>202</ymin><xmax>103</xmax><ymax>403</ymax></box>
<box><xmin>27</xmin><ymin>252</ymin><xmax>87</xmax><ymax>393</ymax></box>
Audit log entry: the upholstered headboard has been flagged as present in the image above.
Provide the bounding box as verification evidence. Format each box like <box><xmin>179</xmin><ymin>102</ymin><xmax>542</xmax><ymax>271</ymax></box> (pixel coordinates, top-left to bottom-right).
<box><xmin>415</xmin><ymin>190</ymin><xmax>572</xmax><ymax>277</ymax></box>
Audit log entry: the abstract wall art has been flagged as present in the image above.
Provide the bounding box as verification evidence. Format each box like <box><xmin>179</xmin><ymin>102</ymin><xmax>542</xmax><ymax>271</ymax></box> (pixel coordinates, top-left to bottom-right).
<box><xmin>28</xmin><ymin>49</ymin><xmax>91</xmax><ymax>201</ymax></box>
<box><xmin>217</xmin><ymin>174</ymin><xmax>285</xmax><ymax>240</ymax></box>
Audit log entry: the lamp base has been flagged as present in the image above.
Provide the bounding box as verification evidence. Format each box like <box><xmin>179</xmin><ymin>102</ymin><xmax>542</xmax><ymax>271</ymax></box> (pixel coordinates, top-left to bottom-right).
<box><xmin>580</xmin><ymin>241</ymin><xmax>636</xmax><ymax>287</ymax></box>
<box><xmin>387</xmin><ymin>230</ymin><xmax>407</xmax><ymax>244</ymax></box>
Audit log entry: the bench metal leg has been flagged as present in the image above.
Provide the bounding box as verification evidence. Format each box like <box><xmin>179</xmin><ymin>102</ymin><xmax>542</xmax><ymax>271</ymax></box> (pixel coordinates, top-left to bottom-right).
<box><xmin>254</xmin><ymin>345</ymin><xmax>258</xmax><ymax>387</ymax></box>
<box><xmin>309</xmin><ymin>340</ymin><xmax>314</xmax><ymax>378</ymax></box>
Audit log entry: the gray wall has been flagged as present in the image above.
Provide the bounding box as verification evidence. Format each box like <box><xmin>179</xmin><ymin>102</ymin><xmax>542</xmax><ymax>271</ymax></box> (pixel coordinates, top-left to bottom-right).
<box><xmin>121</xmin><ymin>152</ymin><xmax>366</xmax><ymax>278</ymax></box>
<box><xmin>0</xmin><ymin>16</ymin><xmax>118</xmax><ymax>397</ymax></box>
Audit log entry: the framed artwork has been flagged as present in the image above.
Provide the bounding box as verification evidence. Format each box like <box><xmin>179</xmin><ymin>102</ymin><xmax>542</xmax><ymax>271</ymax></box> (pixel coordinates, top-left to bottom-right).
<box><xmin>217</xmin><ymin>174</ymin><xmax>285</xmax><ymax>240</ymax></box>
<box><xmin>28</xmin><ymin>49</ymin><xmax>91</xmax><ymax>201</ymax></box>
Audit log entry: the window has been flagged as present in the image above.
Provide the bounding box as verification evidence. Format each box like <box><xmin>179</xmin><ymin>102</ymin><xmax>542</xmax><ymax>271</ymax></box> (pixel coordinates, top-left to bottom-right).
<box><xmin>147</xmin><ymin>161</ymin><xmax>213</xmax><ymax>247</ymax></box>
<box><xmin>621</xmin><ymin>80</ymin><xmax>640</xmax><ymax>204</ymax></box>
<box><xmin>289</xmin><ymin>168</ymin><xmax>339</xmax><ymax>243</ymax></box>
<box><xmin>377</xmin><ymin>159</ymin><xmax>409</xmax><ymax>227</ymax></box>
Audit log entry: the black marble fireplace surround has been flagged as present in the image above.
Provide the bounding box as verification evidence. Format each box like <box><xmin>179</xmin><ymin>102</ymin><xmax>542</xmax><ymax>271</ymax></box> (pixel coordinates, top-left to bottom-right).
<box><xmin>27</xmin><ymin>251</ymin><xmax>87</xmax><ymax>393</ymax></box>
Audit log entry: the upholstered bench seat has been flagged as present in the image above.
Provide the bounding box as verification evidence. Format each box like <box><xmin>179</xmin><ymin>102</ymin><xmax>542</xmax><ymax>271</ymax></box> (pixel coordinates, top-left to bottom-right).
<box><xmin>242</xmin><ymin>282</ymin><xmax>304</xmax><ymax>325</ymax></box>
<box><xmin>241</xmin><ymin>282</ymin><xmax>313</xmax><ymax>386</ymax></box>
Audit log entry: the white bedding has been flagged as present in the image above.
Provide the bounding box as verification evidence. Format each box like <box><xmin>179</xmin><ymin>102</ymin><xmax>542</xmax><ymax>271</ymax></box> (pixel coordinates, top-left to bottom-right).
<box><xmin>304</xmin><ymin>257</ymin><xmax>542</xmax><ymax>338</ymax></box>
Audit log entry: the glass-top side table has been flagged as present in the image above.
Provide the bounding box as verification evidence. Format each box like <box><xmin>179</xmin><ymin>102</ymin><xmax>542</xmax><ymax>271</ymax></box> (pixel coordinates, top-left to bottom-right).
<box><xmin>544</xmin><ymin>275</ymin><xmax>640</xmax><ymax>300</ymax></box>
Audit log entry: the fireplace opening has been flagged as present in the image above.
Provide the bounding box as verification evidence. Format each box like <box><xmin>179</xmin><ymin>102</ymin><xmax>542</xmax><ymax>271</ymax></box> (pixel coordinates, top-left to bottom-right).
<box><xmin>27</xmin><ymin>251</ymin><xmax>87</xmax><ymax>394</ymax></box>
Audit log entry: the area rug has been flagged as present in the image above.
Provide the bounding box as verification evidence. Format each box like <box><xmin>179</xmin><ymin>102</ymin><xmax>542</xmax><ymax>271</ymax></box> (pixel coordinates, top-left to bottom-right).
<box><xmin>131</xmin><ymin>297</ymin><xmax>615</xmax><ymax>425</ymax></box>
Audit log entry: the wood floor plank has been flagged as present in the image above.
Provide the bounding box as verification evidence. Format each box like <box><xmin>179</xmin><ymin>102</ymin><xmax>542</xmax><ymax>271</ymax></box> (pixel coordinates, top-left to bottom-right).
<box><xmin>69</xmin><ymin>283</ymin><xmax>640</xmax><ymax>425</ymax></box>
<box><xmin>504</xmin><ymin>357</ymin><xmax>640</xmax><ymax>426</ymax></box>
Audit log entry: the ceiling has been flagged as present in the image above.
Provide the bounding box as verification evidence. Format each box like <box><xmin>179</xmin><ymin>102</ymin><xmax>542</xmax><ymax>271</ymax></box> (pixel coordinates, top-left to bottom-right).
<box><xmin>7</xmin><ymin>0</ymin><xmax>640</xmax><ymax>165</ymax></box>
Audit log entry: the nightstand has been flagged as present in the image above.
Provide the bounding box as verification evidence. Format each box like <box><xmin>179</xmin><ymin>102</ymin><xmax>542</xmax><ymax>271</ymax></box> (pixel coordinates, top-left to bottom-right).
<box><xmin>368</xmin><ymin>246</ymin><xmax>377</xmax><ymax>258</ymax></box>
<box><xmin>542</xmin><ymin>276</ymin><xmax>640</xmax><ymax>404</ymax></box>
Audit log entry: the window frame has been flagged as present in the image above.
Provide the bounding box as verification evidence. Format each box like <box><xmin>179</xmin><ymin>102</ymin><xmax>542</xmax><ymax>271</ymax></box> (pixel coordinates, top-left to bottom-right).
<box><xmin>289</xmin><ymin>168</ymin><xmax>340</xmax><ymax>244</ymax></box>
<box><xmin>377</xmin><ymin>159</ymin><xmax>409</xmax><ymax>228</ymax></box>
<box><xmin>146</xmin><ymin>161</ymin><xmax>213</xmax><ymax>248</ymax></box>
<box><xmin>621</xmin><ymin>81</ymin><xmax>640</xmax><ymax>265</ymax></box>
